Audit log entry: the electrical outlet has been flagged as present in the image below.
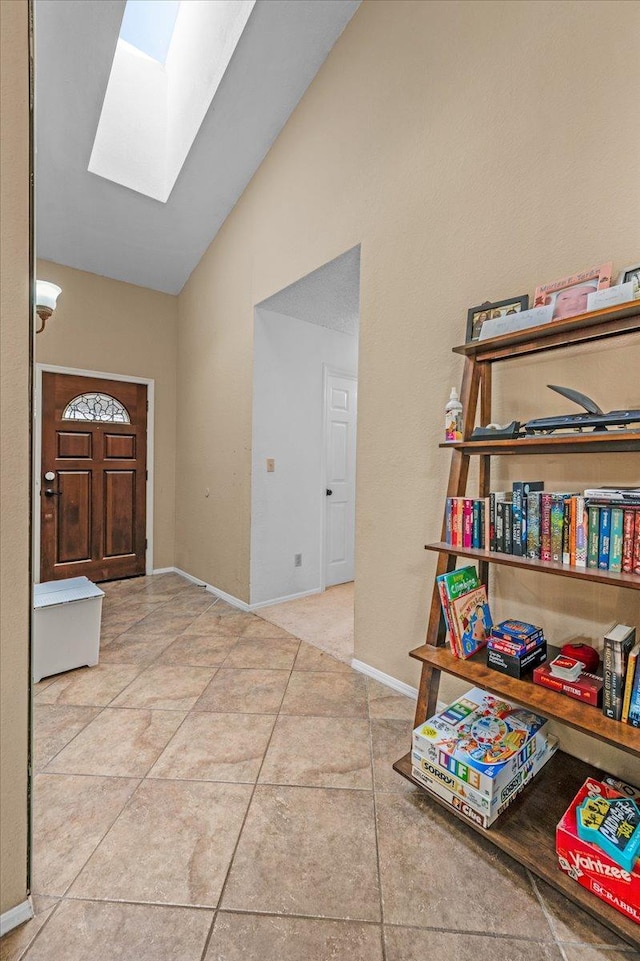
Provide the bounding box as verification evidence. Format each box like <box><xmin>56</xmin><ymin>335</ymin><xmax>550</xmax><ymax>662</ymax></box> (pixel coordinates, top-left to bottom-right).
<box><xmin>294</xmin><ymin>553</ymin><xmax>302</xmax><ymax>567</ymax></box>
<box><xmin>266</xmin><ymin>458</ymin><xmax>275</xmax><ymax>472</ymax></box>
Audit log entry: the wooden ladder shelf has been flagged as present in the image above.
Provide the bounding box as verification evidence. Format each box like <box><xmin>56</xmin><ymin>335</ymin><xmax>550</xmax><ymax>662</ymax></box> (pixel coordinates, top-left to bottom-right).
<box><xmin>394</xmin><ymin>301</ymin><xmax>640</xmax><ymax>949</ymax></box>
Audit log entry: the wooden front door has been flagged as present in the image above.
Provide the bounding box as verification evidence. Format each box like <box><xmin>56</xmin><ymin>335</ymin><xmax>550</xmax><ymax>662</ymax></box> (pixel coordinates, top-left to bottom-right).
<box><xmin>40</xmin><ymin>372</ymin><xmax>147</xmax><ymax>582</ymax></box>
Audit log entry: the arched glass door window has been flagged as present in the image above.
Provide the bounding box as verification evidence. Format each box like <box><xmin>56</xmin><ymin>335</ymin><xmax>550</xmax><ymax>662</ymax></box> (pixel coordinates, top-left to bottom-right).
<box><xmin>62</xmin><ymin>392</ymin><xmax>131</xmax><ymax>423</ymax></box>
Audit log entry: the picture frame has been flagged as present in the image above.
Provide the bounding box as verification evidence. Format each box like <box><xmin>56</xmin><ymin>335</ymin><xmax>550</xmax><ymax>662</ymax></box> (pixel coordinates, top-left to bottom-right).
<box><xmin>466</xmin><ymin>295</ymin><xmax>529</xmax><ymax>343</ymax></box>
<box><xmin>616</xmin><ymin>263</ymin><xmax>640</xmax><ymax>299</ymax></box>
<box><xmin>533</xmin><ymin>263</ymin><xmax>612</xmax><ymax>321</ymax></box>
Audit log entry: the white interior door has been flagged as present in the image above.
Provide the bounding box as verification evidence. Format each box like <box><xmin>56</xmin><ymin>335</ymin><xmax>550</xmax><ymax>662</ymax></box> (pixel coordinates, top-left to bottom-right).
<box><xmin>324</xmin><ymin>371</ymin><xmax>357</xmax><ymax>587</ymax></box>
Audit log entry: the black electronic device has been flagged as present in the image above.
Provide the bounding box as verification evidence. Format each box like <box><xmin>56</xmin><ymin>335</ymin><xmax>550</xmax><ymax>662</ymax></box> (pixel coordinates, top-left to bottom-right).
<box><xmin>524</xmin><ymin>385</ymin><xmax>640</xmax><ymax>434</ymax></box>
<box><xmin>469</xmin><ymin>421</ymin><xmax>521</xmax><ymax>441</ymax></box>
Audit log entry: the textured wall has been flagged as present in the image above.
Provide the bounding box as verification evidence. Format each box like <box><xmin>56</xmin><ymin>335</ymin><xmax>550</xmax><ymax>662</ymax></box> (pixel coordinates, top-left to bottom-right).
<box><xmin>0</xmin><ymin>0</ymin><xmax>31</xmax><ymax>916</ymax></box>
<box><xmin>36</xmin><ymin>260</ymin><xmax>179</xmax><ymax>571</ymax></box>
<box><xmin>176</xmin><ymin>0</ymin><xmax>640</xmax><ymax>776</ymax></box>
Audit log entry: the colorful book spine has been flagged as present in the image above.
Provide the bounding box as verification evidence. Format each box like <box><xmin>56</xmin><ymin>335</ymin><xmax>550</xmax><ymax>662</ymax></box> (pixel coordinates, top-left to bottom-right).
<box><xmin>622</xmin><ymin>509</ymin><xmax>635</xmax><ymax>573</ymax></box>
<box><xmin>574</xmin><ymin>496</ymin><xmax>587</xmax><ymax>568</ymax></box>
<box><xmin>445</xmin><ymin>498</ymin><xmax>453</xmax><ymax>545</ymax></box>
<box><xmin>472</xmin><ymin>501</ymin><xmax>482</xmax><ymax>549</ymax></box>
<box><xmin>512</xmin><ymin>484</ymin><xmax>523</xmax><ymax>557</ymax></box>
<box><xmin>635</xmin><ymin>512</ymin><xmax>640</xmax><ymax>575</ymax></box>
<box><xmin>629</xmin><ymin>658</ymin><xmax>640</xmax><ymax>727</ymax></box>
<box><xmin>587</xmin><ymin>506</ymin><xmax>600</xmax><ymax>569</ymax></box>
<box><xmin>452</xmin><ymin>498</ymin><xmax>463</xmax><ymax>548</ymax></box>
<box><xmin>550</xmin><ymin>495</ymin><xmax>567</xmax><ymax>563</ymax></box>
<box><xmin>483</xmin><ymin>497</ymin><xmax>490</xmax><ymax>552</ymax></box>
<box><xmin>462</xmin><ymin>499</ymin><xmax>473</xmax><ymax>549</ymax></box>
<box><xmin>598</xmin><ymin>506</ymin><xmax>611</xmax><ymax>570</ymax></box>
<box><xmin>503</xmin><ymin>502</ymin><xmax>513</xmax><ymax>554</ymax></box>
<box><xmin>540</xmin><ymin>494</ymin><xmax>553</xmax><ymax>562</ymax></box>
<box><xmin>495</xmin><ymin>501</ymin><xmax>505</xmax><ymax>553</ymax></box>
<box><xmin>621</xmin><ymin>644</ymin><xmax>639</xmax><ymax>724</ymax></box>
<box><xmin>609</xmin><ymin>507</ymin><xmax>624</xmax><ymax>573</ymax></box>
<box><xmin>562</xmin><ymin>499</ymin><xmax>572</xmax><ymax>565</ymax></box>
<box><xmin>489</xmin><ymin>492</ymin><xmax>506</xmax><ymax>552</ymax></box>
<box><xmin>526</xmin><ymin>491</ymin><xmax>542</xmax><ymax>559</ymax></box>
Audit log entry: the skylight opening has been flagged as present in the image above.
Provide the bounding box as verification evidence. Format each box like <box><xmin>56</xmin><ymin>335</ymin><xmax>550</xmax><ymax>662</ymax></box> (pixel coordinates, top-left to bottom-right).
<box><xmin>119</xmin><ymin>0</ymin><xmax>181</xmax><ymax>65</ymax></box>
<box><xmin>89</xmin><ymin>0</ymin><xmax>256</xmax><ymax>203</ymax></box>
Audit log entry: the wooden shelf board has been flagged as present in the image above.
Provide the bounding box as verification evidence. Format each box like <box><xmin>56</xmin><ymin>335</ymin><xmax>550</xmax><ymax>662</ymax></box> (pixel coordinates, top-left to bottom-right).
<box><xmin>424</xmin><ymin>542</ymin><xmax>640</xmax><ymax>590</ymax></box>
<box><xmin>452</xmin><ymin>300</ymin><xmax>640</xmax><ymax>361</ymax></box>
<box><xmin>409</xmin><ymin>644</ymin><xmax>640</xmax><ymax>756</ymax></box>
<box><xmin>440</xmin><ymin>433</ymin><xmax>640</xmax><ymax>455</ymax></box>
<box><xmin>393</xmin><ymin>750</ymin><xmax>640</xmax><ymax>949</ymax></box>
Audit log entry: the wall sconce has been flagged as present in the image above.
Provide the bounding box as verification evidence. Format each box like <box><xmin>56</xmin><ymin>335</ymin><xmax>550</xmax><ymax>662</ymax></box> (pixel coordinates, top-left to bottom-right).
<box><xmin>35</xmin><ymin>280</ymin><xmax>62</xmax><ymax>334</ymax></box>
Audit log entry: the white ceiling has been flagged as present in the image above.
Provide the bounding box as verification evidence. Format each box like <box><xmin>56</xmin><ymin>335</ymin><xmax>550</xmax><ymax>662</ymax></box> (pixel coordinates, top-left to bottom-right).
<box><xmin>257</xmin><ymin>245</ymin><xmax>360</xmax><ymax>336</ymax></box>
<box><xmin>35</xmin><ymin>0</ymin><xmax>361</xmax><ymax>295</ymax></box>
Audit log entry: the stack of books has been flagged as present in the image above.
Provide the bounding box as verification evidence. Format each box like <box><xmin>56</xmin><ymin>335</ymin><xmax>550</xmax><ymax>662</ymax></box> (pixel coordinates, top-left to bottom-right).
<box><xmin>411</xmin><ymin>687</ymin><xmax>558</xmax><ymax>828</ymax></box>
<box><xmin>436</xmin><ymin>566</ymin><xmax>492</xmax><ymax>659</ymax></box>
<box><xmin>444</xmin><ymin>484</ymin><xmax>640</xmax><ymax>574</ymax></box>
<box><xmin>486</xmin><ymin>619</ymin><xmax>547</xmax><ymax>678</ymax></box>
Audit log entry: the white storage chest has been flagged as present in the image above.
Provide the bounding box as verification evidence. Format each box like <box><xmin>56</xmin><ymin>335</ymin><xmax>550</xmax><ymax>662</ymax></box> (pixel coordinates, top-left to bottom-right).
<box><xmin>33</xmin><ymin>577</ymin><xmax>105</xmax><ymax>682</ymax></box>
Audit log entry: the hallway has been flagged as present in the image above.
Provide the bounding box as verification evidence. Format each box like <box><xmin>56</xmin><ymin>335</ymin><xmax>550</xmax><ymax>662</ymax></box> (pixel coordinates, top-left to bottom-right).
<box><xmin>1</xmin><ymin>574</ymin><xmax>633</xmax><ymax>960</ymax></box>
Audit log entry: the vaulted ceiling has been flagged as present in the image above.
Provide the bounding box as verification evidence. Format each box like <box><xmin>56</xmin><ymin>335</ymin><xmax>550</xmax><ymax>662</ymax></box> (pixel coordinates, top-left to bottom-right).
<box><xmin>35</xmin><ymin>0</ymin><xmax>360</xmax><ymax>294</ymax></box>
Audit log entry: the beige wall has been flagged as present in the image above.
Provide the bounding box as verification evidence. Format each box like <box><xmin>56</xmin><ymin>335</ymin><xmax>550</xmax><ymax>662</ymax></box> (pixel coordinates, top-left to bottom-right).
<box><xmin>176</xmin><ymin>0</ymin><xmax>640</xmax><ymax>779</ymax></box>
<box><xmin>36</xmin><ymin>261</ymin><xmax>179</xmax><ymax>571</ymax></box>
<box><xmin>0</xmin><ymin>0</ymin><xmax>31</xmax><ymax>916</ymax></box>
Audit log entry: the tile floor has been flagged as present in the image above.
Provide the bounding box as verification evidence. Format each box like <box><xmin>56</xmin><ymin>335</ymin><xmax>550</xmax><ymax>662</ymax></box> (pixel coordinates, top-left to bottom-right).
<box><xmin>2</xmin><ymin>573</ymin><xmax>638</xmax><ymax>961</ymax></box>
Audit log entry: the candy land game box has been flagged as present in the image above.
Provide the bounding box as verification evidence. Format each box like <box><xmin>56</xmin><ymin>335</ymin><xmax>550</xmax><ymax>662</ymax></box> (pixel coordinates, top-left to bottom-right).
<box><xmin>557</xmin><ymin>778</ymin><xmax>640</xmax><ymax>924</ymax></box>
<box><xmin>412</xmin><ymin>688</ymin><xmax>550</xmax><ymax>807</ymax></box>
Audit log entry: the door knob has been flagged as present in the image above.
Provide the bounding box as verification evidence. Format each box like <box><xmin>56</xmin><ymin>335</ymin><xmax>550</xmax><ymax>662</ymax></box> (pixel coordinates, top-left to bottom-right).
<box><xmin>44</xmin><ymin>489</ymin><xmax>62</xmax><ymax>497</ymax></box>
<box><xmin>326</xmin><ymin>489</ymin><xmax>333</xmax><ymax>496</ymax></box>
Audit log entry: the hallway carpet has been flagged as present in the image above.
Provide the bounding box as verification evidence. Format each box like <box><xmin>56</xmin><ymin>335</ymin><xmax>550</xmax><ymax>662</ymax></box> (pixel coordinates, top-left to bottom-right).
<box><xmin>2</xmin><ymin>574</ymin><xmax>635</xmax><ymax>960</ymax></box>
<box><xmin>255</xmin><ymin>582</ymin><xmax>354</xmax><ymax>664</ymax></box>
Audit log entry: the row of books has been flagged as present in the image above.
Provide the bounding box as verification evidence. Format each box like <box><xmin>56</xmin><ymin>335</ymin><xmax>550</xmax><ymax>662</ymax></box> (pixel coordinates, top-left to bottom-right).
<box><xmin>444</xmin><ymin>485</ymin><xmax>640</xmax><ymax>573</ymax></box>
<box><xmin>436</xmin><ymin>566</ymin><xmax>491</xmax><ymax>659</ymax></box>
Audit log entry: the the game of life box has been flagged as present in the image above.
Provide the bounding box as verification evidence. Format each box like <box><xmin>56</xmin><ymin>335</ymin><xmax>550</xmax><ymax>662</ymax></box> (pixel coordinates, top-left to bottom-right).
<box><xmin>412</xmin><ymin>688</ymin><xmax>555</xmax><ymax>821</ymax></box>
<box><xmin>557</xmin><ymin>777</ymin><xmax>640</xmax><ymax>924</ymax></box>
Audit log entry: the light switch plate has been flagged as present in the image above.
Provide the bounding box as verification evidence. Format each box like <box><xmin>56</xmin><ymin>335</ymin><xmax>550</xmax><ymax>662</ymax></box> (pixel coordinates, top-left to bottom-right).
<box><xmin>266</xmin><ymin>458</ymin><xmax>275</xmax><ymax>472</ymax></box>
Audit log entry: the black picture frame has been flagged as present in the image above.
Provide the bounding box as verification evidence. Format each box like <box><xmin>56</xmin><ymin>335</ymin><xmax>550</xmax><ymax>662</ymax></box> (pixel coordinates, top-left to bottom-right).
<box><xmin>466</xmin><ymin>295</ymin><xmax>530</xmax><ymax>343</ymax></box>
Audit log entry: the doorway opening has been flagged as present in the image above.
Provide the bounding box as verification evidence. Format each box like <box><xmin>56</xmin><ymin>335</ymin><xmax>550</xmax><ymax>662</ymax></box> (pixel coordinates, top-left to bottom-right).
<box><xmin>250</xmin><ymin>245</ymin><xmax>360</xmax><ymax>663</ymax></box>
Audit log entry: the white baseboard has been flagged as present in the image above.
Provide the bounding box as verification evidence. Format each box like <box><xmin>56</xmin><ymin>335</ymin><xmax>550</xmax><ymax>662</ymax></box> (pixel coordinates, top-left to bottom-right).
<box><xmin>351</xmin><ymin>659</ymin><xmax>419</xmax><ymax>700</ymax></box>
<box><xmin>250</xmin><ymin>587</ymin><xmax>322</xmax><ymax>611</ymax></box>
<box><xmin>0</xmin><ymin>898</ymin><xmax>33</xmax><ymax>936</ymax></box>
<box><xmin>153</xmin><ymin>566</ymin><xmax>320</xmax><ymax>613</ymax></box>
<box><xmin>165</xmin><ymin>567</ymin><xmax>251</xmax><ymax>611</ymax></box>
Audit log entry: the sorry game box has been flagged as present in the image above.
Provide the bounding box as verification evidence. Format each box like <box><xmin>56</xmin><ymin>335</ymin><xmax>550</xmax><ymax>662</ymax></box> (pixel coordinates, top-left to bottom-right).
<box><xmin>412</xmin><ymin>688</ymin><xmax>551</xmax><ymax>807</ymax></box>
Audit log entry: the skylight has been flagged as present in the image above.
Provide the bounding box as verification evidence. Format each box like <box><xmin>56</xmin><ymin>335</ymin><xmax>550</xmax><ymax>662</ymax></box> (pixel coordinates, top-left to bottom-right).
<box><xmin>119</xmin><ymin>0</ymin><xmax>180</xmax><ymax>65</ymax></box>
<box><xmin>89</xmin><ymin>0</ymin><xmax>256</xmax><ymax>203</ymax></box>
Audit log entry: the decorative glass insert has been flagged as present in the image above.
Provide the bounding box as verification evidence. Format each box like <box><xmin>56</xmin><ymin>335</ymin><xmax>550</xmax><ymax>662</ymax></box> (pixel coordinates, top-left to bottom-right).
<box><xmin>62</xmin><ymin>392</ymin><xmax>131</xmax><ymax>424</ymax></box>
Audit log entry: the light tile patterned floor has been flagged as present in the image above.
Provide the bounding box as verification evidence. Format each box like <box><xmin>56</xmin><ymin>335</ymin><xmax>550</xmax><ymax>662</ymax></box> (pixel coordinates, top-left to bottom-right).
<box><xmin>2</xmin><ymin>573</ymin><xmax>638</xmax><ymax>961</ymax></box>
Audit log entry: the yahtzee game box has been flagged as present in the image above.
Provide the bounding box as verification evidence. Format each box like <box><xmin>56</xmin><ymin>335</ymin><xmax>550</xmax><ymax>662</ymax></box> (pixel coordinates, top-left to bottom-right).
<box><xmin>557</xmin><ymin>778</ymin><xmax>640</xmax><ymax>924</ymax></box>
<box><xmin>412</xmin><ymin>688</ymin><xmax>552</xmax><ymax>809</ymax></box>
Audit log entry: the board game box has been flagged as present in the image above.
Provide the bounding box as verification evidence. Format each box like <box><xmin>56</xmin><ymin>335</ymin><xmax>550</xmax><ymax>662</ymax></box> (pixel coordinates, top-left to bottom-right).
<box><xmin>412</xmin><ymin>688</ymin><xmax>550</xmax><ymax>806</ymax></box>
<box><xmin>557</xmin><ymin>778</ymin><xmax>640</xmax><ymax>924</ymax></box>
<box><xmin>412</xmin><ymin>734</ymin><xmax>558</xmax><ymax>827</ymax></box>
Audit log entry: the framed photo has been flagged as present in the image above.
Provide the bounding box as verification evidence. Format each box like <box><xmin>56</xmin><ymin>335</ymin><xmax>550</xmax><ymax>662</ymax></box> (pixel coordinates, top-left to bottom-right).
<box><xmin>533</xmin><ymin>263</ymin><xmax>612</xmax><ymax>321</ymax></box>
<box><xmin>466</xmin><ymin>295</ymin><xmax>529</xmax><ymax>342</ymax></box>
<box><xmin>617</xmin><ymin>263</ymin><xmax>640</xmax><ymax>300</ymax></box>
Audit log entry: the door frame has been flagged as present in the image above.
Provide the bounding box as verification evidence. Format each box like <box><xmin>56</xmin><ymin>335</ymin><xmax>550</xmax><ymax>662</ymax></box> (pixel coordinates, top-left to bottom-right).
<box><xmin>33</xmin><ymin>364</ymin><xmax>155</xmax><ymax>582</ymax></box>
<box><xmin>320</xmin><ymin>365</ymin><xmax>357</xmax><ymax>593</ymax></box>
